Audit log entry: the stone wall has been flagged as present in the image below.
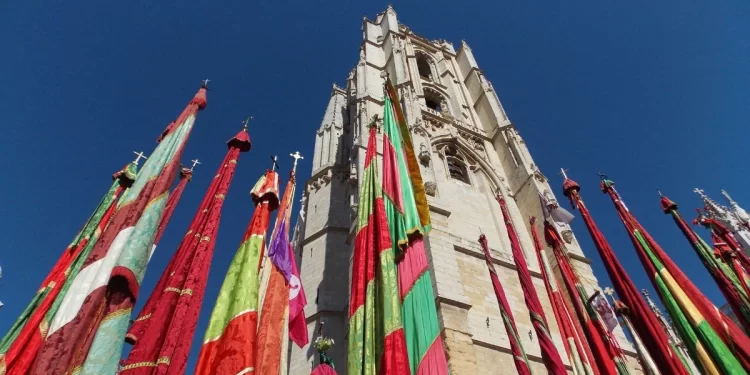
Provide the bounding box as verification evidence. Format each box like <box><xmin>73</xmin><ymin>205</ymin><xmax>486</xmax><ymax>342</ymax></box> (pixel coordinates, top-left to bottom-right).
<box><xmin>289</xmin><ymin>6</ymin><xmax>644</xmax><ymax>375</ymax></box>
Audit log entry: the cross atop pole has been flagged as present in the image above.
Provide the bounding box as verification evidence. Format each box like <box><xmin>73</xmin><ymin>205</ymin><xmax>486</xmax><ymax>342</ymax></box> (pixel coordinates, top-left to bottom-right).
<box><xmin>596</xmin><ymin>171</ymin><xmax>608</xmax><ymax>180</ymax></box>
<box><xmin>132</xmin><ymin>151</ymin><xmax>148</xmax><ymax>165</ymax></box>
<box><xmin>656</xmin><ymin>188</ymin><xmax>663</xmax><ymax>197</ymax></box>
<box><xmin>603</xmin><ymin>286</ymin><xmax>616</xmax><ymax>304</ymax></box>
<box><xmin>242</xmin><ymin>116</ymin><xmax>253</xmax><ymax>131</ymax></box>
<box><xmin>557</xmin><ymin>168</ymin><xmax>569</xmax><ymax>179</ymax></box>
<box><xmin>190</xmin><ymin>159</ymin><xmax>201</xmax><ymax>171</ymax></box>
<box><xmin>201</xmin><ymin>79</ymin><xmax>210</xmax><ymax>88</ymax></box>
<box><xmin>290</xmin><ymin>151</ymin><xmax>304</xmax><ymax>174</ymax></box>
<box><xmin>270</xmin><ymin>155</ymin><xmax>279</xmax><ymax>171</ymax></box>
<box><xmin>693</xmin><ymin>188</ymin><xmax>706</xmax><ymax>198</ymax></box>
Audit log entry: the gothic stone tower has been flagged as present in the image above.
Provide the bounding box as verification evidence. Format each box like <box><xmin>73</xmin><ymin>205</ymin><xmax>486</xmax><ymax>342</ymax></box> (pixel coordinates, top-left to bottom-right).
<box><xmin>290</xmin><ymin>7</ymin><xmax>644</xmax><ymax>375</ymax></box>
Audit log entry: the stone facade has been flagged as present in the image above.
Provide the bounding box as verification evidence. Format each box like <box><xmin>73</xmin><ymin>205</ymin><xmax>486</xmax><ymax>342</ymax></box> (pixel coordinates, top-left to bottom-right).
<box><xmin>289</xmin><ymin>7</ymin><xmax>644</xmax><ymax>375</ymax></box>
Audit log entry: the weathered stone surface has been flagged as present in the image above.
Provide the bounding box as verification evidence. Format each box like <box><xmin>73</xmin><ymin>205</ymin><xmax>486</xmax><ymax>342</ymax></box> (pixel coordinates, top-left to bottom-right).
<box><xmin>290</xmin><ymin>6</ymin><xmax>642</xmax><ymax>375</ymax></box>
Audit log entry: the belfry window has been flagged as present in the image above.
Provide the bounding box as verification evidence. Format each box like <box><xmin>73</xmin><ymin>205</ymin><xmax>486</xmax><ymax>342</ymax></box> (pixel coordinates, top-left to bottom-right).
<box><xmin>424</xmin><ymin>89</ymin><xmax>444</xmax><ymax>113</ymax></box>
<box><xmin>448</xmin><ymin>160</ymin><xmax>467</xmax><ymax>182</ymax></box>
<box><xmin>417</xmin><ymin>54</ymin><xmax>432</xmax><ymax>80</ymax></box>
<box><xmin>425</xmin><ymin>96</ymin><xmax>442</xmax><ymax>112</ymax></box>
<box><xmin>447</xmin><ymin>156</ymin><xmax>470</xmax><ymax>184</ymax></box>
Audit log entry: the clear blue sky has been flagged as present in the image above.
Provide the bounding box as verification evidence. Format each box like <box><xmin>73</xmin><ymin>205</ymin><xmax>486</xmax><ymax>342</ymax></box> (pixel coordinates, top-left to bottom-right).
<box><xmin>1</xmin><ymin>0</ymin><xmax>749</xmax><ymax>370</ymax></box>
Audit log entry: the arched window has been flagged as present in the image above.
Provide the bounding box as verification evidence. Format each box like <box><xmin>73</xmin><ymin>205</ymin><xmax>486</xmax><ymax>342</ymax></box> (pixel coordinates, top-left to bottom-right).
<box><xmin>416</xmin><ymin>53</ymin><xmax>432</xmax><ymax>80</ymax></box>
<box><xmin>443</xmin><ymin>145</ymin><xmax>471</xmax><ymax>184</ymax></box>
<box><xmin>448</xmin><ymin>158</ymin><xmax>469</xmax><ymax>184</ymax></box>
<box><xmin>424</xmin><ymin>88</ymin><xmax>444</xmax><ymax>113</ymax></box>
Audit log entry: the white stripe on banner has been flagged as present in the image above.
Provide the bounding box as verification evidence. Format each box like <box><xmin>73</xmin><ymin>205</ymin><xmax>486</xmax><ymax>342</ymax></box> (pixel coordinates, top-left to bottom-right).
<box><xmin>48</xmin><ymin>226</ymin><xmax>135</xmax><ymax>335</ymax></box>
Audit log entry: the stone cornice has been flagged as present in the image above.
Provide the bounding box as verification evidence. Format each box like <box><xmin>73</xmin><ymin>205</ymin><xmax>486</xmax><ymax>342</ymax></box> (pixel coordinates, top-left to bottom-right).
<box><xmin>300</xmin><ymin>225</ymin><xmax>350</xmax><ymax>248</ymax></box>
<box><xmin>436</xmin><ymin>295</ymin><xmax>472</xmax><ymax>311</ymax></box>
<box><xmin>305</xmin><ymin>166</ymin><xmax>349</xmax><ymax>193</ymax></box>
<box><xmin>420</xmin><ymin>107</ymin><xmax>488</xmax><ymax>140</ymax></box>
<box><xmin>304</xmin><ymin>309</ymin><xmax>347</xmax><ymax>322</ymax></box>
<box><xmin>470</xmin><ymin>339</ymin><xmax>575</xmax><ymax>371</ymax></box>
<box><xmin>453</xmin><ymin>243</ymin><xmax>543</xmax><ymax>279</ymax></box>
<box><xmin>489</xmin><ymin>120</ymin><xmax>515</xmax><ymax>143</ymax></box>
<box><xmin>352</xmin><ymin>93</ymin><xmax>384</xmax><ymax>106</ymax></box>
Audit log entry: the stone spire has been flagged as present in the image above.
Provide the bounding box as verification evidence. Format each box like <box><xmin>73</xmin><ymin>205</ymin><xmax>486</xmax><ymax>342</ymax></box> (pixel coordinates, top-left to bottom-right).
<box><xmin>694</xmin><ymin>188</ymin><xmax>733</xmax><ymax>223</ymax></box>
<box><xmin>312</xmin><ymin>84</ymin><xmax>348</xmax><ymax>173</ymax></box>
<box><xmin>722</xmin><ymin>190</ymin><xmax>750</xmax><ymax>225</ymax></box>
<box><xmin>696</xmin><ymin>189</ymin><xmax>750</xmax><ymax>252</ymax></box>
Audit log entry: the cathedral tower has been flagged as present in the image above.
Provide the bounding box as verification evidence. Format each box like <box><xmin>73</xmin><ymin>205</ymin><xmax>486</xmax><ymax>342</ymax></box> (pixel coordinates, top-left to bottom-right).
<box><xmin>291</xmin><ymin>7</ymin><xmax>643</xmax><ymax>374</ymax></box>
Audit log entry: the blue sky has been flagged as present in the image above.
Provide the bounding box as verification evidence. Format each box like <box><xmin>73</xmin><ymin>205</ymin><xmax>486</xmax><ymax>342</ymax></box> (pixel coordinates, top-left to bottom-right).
<box><xmin>1</xmin><ymin>0</ymin><xmax>749</xmax><ymax>370</ymax></box>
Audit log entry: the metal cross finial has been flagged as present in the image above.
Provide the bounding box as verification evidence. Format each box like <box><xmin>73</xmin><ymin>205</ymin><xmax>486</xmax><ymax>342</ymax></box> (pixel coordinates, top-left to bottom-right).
<box><xmin>270</xmin><ymin>155</ymin><xmax>279</xmax><ymax>171</ymax></box>
<box><xmin>596</xmin><ymin>171</ymin><xmax>608</xmax><ymax>180</ymax></box>
<box><xmin>132</xmin><ymin>151</ymin><xmax>148</xmax><ymax>165</ymax></box>
<box><xmin>190</xmin><ymin>159</ymin><xmax>201</xmax><ymax>171</ymax></box>
<box><xmin>693</xmin><ymin>188</ymin><xmax>706</xmax><ymax>197</ymax></box>
<box><xmin>290</xmin><ymin>151</ymin><xmax>304</xmax><ymax>173</ymax></box>
<box><xmin>657</xmin><ymin>188</ymin><xmax>663</xmax><ymax>197</ymax></box>
<box><xmin>242</xmin><ymin>116</ymin><xmax>253</xmax><ymax>131</ymax></box>
<box><xmin>603</xmin><ymin>287</ymin><xmax>615</xmax><ymax>297</ymax></box>
<box><xmin>201</xmin><ymin>79</ymin><xmax>210</xmax><ymax>88</ymax></box>
<box><xmin>557</xmin><ymin>168</ymin><xmax>569</xmax><ymax>179</ymax></box>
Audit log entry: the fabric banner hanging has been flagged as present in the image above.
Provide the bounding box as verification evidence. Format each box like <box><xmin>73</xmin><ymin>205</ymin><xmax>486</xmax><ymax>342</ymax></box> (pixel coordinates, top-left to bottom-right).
<box><xmin>662</xmin><ymin>195</ymin><xmax>750</xmax><ymax>333</ymax></box>
<box><xmin>381</xmin><ymin>84</ymin><xmax>448</xmax><ymax>375</ymax></box>
<box><xmin>121</xmin><ymin>128</ymin><xmax>251</xmax><ymax>374</ymax></box>
<box><xmin>600</xmin><ymin>178</ymin><xmax>750</xmax><ymax>374</ymax></box>
<box><xmin>496</xmin><ymin>195</ymin><xmax>566</xmax><ymax>374</ymax></box>
<box><xmin>347</xmin><ymin>125</ymin><xmax>410</xmax><ymax>375</ymax></box>
<box><xmin>477</xmin><ymin>234</ymin><xmax>532</xmax><ymax>375</ymax></box>
<box><xmin>0</xmin><ymin>162</ymin><xmax>136</xmax><ymax>374</ymax></box>
<box><xmin>194</xmin><ymin>170</ymin><xmax>279</xmax><ymax>375</ymax></box>
<box><xmin>530</xmin><ymin>217</ymin><xmax>596</xmax><ymax>375</ymax></box>
<box><xmin>544</xmin><ymin>220</ymin><xmax>627</xmax><ymax>375</ymax></box>
<box><xmin>562</xmin><ymin>175</ymin><xmax>690</xmax><ymax>375</ymax></box>
<box><xmin>30</xmin><ymin>84</ymin><xmax>207</xmax><ymax>375</ymax></box>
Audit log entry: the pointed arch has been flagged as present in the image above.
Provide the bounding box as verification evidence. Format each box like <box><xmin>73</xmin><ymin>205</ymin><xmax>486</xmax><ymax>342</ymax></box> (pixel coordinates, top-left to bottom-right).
<box><xmin>432</xmin><ymin>135</ymin><xmax>505</xmax><ymax>193</ymax></box>
<box><xmin>423</xmin><ymin>87</ymin><xmax>452</xmax><ymax>114</ymax></box>
<box><xmin>415</xmin><ymin>50</ymin><xmax>435</xmax><ymax>80</ymax></box>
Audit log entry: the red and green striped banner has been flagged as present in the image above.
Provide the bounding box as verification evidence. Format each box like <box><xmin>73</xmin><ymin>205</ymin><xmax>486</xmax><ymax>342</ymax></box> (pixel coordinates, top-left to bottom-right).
<box><xmin>348</xmin><ymin>126</ymin><xmax>409</xmax><ymax>375</ymax></box>
<box><xmin>31</xmin><ymin>84</ymin><xmax>207</xmax><ymax>375</ymax></box>
<box><xmin>662</xmin><ymin>195</ymin><xmax>750</xmax><ymax>333</ymax></box>
<box><xmin>194</xmin><ymin>171</ymin><xmax>279</xmax><ymax>375</ymax></box>
<box><xmin>602</xmin><ymin>179</ymin><xmax>749</xmax><ymax>375</ymax></box>
<box><xmin>530</xmin><ymin>217</ymin><xmax>596</xmax><ymax>375</ymax></box>
<box><xmin>0</xmin><ymin>163</ymin><xmax>135</xmax><ymax>374</ymax></box>
<box><xmin>698</xmin><ymin>217</ymin><xmax>750</xmax><ymax>309</ymax></box>
<box><xmin>255</xmin><ymin>170</ymin><xmax>296</xmax><ymax>375</ymax></box>
<box><xmin>478</xmin><ymin>234</ymin><xmax>532</xmax><ymax>375</ymax></box>
<box><xmin>122</xmin><ymin>129</ymin><xmax>250</xmax><ymax>375</ymax></box>
<box><xmin>544</xmin><ymin>221</ymin><xmax>627</xmax><ymax>375</ymax></box>
<box><xmin>382</xmin><ymin>83</ymin><xmax>448</xmax><ymax>375</ymax></box>
<box><xmin>497</xmin><ymin>196</ymin><xmax>566</xmax><ymax>374</ymax></box>
<box><xmin>563</xmin><ymin>177</ymin><xmax>690</xmax><ymax>375</ymax></box>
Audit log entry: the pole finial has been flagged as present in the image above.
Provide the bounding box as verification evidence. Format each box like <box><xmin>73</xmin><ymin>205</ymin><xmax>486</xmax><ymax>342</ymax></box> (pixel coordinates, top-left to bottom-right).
<box><xmin>270</xmin><ymin>155</ymin><xmax>279</xmax><ymax>171</ymax></box>
<box><xmin>132</xmin><ymin>151</ymin><xmax>148</xmax><ymax>165</ymax></box>
<box><xmin>290</xmin><ymin>151</ymin><xmax>304</xmax><ymax>174</ymax></box>
<box><xmin>190</xmin><ymin>159</ymin><xmax>201</xmax><ymax>171</ymax></box>
<box><xmin>242</xmin><ymin>116</ymin><xmax>253</xmax><ymax>131</ymax></box>
<box><xmin>603</xmin><ymin>286</ymin><xmax>615</xmax><ymax>297</ymax></box>
<box><xmin>201</xmin><ymin>79</ymin><xmax>210</xmax><ymax>89</ymax></box>
<box><xmin>693</xmin><ymin>188</ymin><xmax>706</xmax><ymax>198</ymax></box>
<box><xmin>557</xmin><ymin>168</ymin><xmax>569</xmax><ymax>179</ymax></box>
<box><xmin>596</xmin><ymin>171</ymin><xmax>608</xmax><ymax>180</ymax></box>
<box><xmin>657</xmin><ymin>188</ymin><xmax>663</xmax><ymax>197</ymax></box>
<box><xmin>603</xmin><ymin>286</ymin><xmax>616</xmax><ymax>305</ymax></box>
